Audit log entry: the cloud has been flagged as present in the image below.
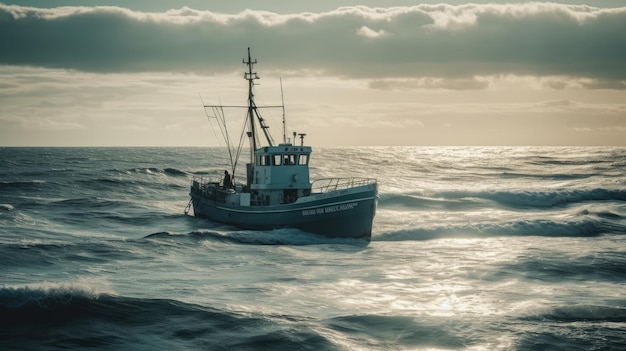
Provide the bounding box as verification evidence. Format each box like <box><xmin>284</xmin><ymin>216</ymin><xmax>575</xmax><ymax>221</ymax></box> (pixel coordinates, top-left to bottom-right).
<box><xmin>1</xmin><ymin>3</ymin><xmax>626</xmax><ymax>87</ymax></box>
<box><xmin>369</xmin><ymin>77</ymin><xmax>490</xmax><ymax>90</ymax></box>
<box><xmin>1</xmin><ymin>65</ymin><xmax>624</xmax><ymax>146</ymax></box>
<box><xmin>0</xmin><ymin>65</ymin><xmax>218</xmax><ymax>145</ymax></box>
<box><xmin>356</xmin><ymin>25</ymin><xmax>387</xmax><ymax>39</ymax></box>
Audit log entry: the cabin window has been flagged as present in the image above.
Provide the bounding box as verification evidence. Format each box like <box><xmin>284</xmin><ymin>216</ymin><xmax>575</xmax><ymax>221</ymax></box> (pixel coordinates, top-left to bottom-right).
<box><xmin>257</xmin><ymin>155</ymin><xmax>271</xmax><ymax>166</ymax></box>
<box><xmin>284</xmin><ymin>154</ymin><xmax>297</xmax><ymax>165</ymax></box>
<box><xmin>298</xmin><ymin>154</ymin><xmax>309</xmax><ymax>165</ymax></box>
<box><xmin>272</xmin><ymin>154</ymin><xmax>282</xmax><ymax>166</ymax></box>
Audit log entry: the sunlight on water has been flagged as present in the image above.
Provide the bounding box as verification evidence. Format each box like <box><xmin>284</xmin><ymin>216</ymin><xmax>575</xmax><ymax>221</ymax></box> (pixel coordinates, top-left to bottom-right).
<box><xmin>1</xmin><ymin>147</ymin><xmax>625</xmax><ymax>350</ymax></box>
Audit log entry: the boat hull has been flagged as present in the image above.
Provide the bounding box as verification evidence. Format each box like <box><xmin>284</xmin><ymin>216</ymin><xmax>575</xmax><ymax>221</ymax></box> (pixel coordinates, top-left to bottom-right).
<box><xmin>190</xmin><ymin>185</ymin><xmax>377</xmax><ymax>240</ymax></box>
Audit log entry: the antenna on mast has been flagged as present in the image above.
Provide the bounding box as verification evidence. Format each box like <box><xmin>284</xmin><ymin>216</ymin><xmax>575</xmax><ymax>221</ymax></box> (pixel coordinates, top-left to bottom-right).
<box><xmin>280</xmin><ymin>77</ymin><xmax>287</xmax><ymax>144</ymax></box>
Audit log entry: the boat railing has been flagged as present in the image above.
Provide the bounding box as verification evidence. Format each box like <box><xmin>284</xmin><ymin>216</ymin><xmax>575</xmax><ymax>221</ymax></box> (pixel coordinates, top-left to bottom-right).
<box><xmin>191</xmin><ymin>176</ymin><xmax>244</xmax><ymax>193</ymax></box>
<box><xmin>311</xmin><ymin>177</ymin><xmax>377</xmax><ymax>194</ymax></box>
<box><xmin>191</xmin><ymin>175</ymin><xmax>220</xmax><ymax>188</ymax></box>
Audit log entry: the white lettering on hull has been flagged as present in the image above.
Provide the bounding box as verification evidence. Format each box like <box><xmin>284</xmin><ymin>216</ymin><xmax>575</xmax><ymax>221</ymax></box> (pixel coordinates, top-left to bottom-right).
<box><xmin>302</xmin><ymin>202</ymin><xmax>358</xmax><ymax>216</ymax></box>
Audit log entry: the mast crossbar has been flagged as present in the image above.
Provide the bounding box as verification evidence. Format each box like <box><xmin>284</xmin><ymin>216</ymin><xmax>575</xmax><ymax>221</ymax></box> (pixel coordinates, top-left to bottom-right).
<box><xmin>203</xmin><ymin>105</ymin><xmax>284</xmax><ymax>109</ymax></box>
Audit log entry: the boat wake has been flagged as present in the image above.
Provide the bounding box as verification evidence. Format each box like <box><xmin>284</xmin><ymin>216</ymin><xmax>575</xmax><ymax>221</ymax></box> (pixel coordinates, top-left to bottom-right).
<box><xmin>144</xmin><ymin>229</ymin><xmax>369</xmax><ymax>246</ymax></box>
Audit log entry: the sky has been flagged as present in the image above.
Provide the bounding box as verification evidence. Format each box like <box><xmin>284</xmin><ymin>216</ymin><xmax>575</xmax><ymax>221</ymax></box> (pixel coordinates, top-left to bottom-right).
<box><xmin>1</xmin><ymin>1</ymin><xmax>625</xmax><ymax>147</ymax></box>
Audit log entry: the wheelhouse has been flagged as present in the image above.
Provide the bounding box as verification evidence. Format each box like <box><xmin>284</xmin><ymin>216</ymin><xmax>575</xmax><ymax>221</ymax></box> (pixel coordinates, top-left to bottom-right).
<box><xmin>252</xmin><ymin>144</ymin><xmax>312</xmax><ymax>204</ymax></box>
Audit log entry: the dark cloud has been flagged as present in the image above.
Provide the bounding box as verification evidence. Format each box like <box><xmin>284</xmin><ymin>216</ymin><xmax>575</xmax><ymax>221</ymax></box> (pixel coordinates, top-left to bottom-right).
<box><xmin>1</xmin><ymin>4</ymin><xmax>626</xmax><ymax>83</ymax></box>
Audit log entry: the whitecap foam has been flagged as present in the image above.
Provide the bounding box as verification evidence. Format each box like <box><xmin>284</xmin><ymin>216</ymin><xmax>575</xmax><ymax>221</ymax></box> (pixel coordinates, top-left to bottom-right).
<box><xmin>0</xmin><ymin>204</ymin><xmax>14</xmax><ymax>211</ymax></box>
<box><xmin>1</xmin><ymin>278</ymin><xmax>116</xmax><ymax>308</ymax></box>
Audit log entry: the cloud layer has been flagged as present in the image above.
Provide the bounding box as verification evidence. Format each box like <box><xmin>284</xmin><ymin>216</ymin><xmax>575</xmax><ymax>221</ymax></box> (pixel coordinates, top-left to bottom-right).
<box><xmin>1</xmin><ymin>3</ymin><xmax>626</xmax><ymax>85</ymax></box>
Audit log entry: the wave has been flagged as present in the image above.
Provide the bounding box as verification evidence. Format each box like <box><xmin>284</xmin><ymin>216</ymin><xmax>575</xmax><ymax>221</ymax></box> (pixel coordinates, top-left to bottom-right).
<box><xmin>524</xmin><ymin>305</ymin><xmax>626</xmax><ymax>323</ymax></box>
<box><xmin>498</xmin><ymin>171</ymin><xmax>595</xmax><ymax>180</ymax></box>
<box><xmin>0</xmin><ymin>180</ymin><xmax>46</xmax><ymax>191</ymax></box>
<box><xmin>380</xmin><ymin>188</ymin><xmax>626</xmax><ymax>211</ymax></box>
<box><xmin>467</xmin><ymin>189</ymin><xmax>626</xmax><ymax>209</ymax></box>
<box><xmin>576</xmin><ymin>208</ymin><xmax>624</xmax><ymax>220</ymax></box>
<box><xmin>0</xmin><ymin>241</ymin><xmax>137</xmax><ymax>268</ymax></box>
<box><xmin>379</xmin><ymin>193</ymin><xmax>488</xmax><ymax>211</ymax></box>
<box><xmin>116</xmin><ymin>167</ymin><xmax>188</xmax><ymax>177</ymax></box>
<box><xmin>325</xmin><ymin>314</ymin><xmax>468</xmax><ymax>349</ymax></box>
<box><xmin>164</xmin><ymin>168</ymin><xmax>188</xmax><ymax>176</ymax></box>
<box><xmin>75</xmin><ymin>177</ymin><xmax>136</xmax><ymax>194</ymax></box>
<box><xmin>144</xmin><ymin>229</ymin><xmax>369</xmax><ymax>246</ymax></box>
<box><xmin>0</xmin><ymin>243</ymin><xmax>61</xmax><ymax>268</ymax></box>
<box><xmin>50</xmin><ymin>196</ymin><xmax>162</xmax><ymax>217</ymax></box>
<box><xmin>0</xmin><ymin>204</ymin><xmax>14</xmax><ymax>211</ymax></box>
<box><xmin>53</xmin><ymin>197</ymin><xmax>128</xmax><ymax>208</ymax></box>
<box><xmin>76</xmin><ymin>177</ymin><xmax>187</xmax><ymax>193</ymax></box>
<box><xmin>192</xmin><ymin>170</ymin><xmax>212</xmax><ymax>175</ymax></box>
<box><xmin>515</xmin><ymin>305</ymin><xmax>626</xmax><ymax>350</ymax></box>
<box><xmin>494</xmin><ymin>252</ymin><xmax>626</xmax><ymax>283</ymax></box>
<box><xmin>552</xmin><ymin>259</ymin><xmax>624</xmax><ymax>281</ymax></box>
<box><xmin>374</xmin><ymin>218</ymin><xmax>623</xmax><ymax>241</ymax></box>
<box><xmin>0</xmin><ymin>284</ymin><xmax>335</xmax><ymax>350</ymax></box>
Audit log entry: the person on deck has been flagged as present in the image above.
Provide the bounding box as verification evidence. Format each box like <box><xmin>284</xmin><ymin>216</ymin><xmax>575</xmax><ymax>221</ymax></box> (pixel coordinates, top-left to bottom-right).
<box><xmin>223</xmin><ymin>170</ymin><xmax>231</xmax><ymax>189</ymax></box>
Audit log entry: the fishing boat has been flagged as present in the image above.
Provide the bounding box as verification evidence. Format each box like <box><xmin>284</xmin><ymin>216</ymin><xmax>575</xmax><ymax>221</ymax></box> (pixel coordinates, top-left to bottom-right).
<box><xmin>187</xmin><ymin>48</ymin><xmax>377</xmax><ymax>240</ymax></box>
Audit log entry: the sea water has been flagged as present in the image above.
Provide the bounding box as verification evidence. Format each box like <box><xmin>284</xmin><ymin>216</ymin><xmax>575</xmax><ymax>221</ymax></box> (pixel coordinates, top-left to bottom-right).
<box><xmin>1</xmin><ymin>146</ymin><xmax>625</xmax><ymax>350</ymax></box>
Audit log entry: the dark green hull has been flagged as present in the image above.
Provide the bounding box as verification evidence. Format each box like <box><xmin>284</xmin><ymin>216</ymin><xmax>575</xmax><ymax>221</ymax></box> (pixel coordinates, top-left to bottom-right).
<box><xmin>190</xmin><ymin>185</ymin><xmax>377</xmax><ymax>240</ymax></box>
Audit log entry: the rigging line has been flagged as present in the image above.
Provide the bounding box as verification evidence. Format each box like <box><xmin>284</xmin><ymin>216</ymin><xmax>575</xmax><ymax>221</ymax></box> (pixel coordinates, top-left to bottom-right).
<box><xmin>211</xmin><ymin>106</ymin><xmax>228</xmax><ymax>148</ymax></box>
<box><xmin>218</xmin><ymin>98</ymin><xmax>237</xmax><ymax>174</ymax></box>
<box><xmin>205</xmin><ymin>95</ymin><xmax>228</xmax><ymax>146</ymax></box>
<box><xmin>255</xmin><ymin>91</ymin><xmax>281</xmax><ymax>145</ymax></box>
<box><xmin>250</xmin><ymin>93</ymin><xmax>274</xmax><ymax>147</ymax></box>
<box><xmin>217</xmin><ymin>101</ymin><xmax>238</xmax><ymax>176</ymax></box>
<box><xmin>200</xmin><ymin>94</ymin><xmax>223</xmax><ymax>147</ymax></box>
<box><xmin>214</xmin><ymin>104</ymin><xmax>235</xmax><ymax>174</ymax></box>
<box><xmin>233</xmin><ymin>108</ymin><xmax>249</xmax><ymax>179</ymax></box>
<box><xmin>208</xmin><ymin>104</ymin><xmax>237</xmax><ymax>180</ymax></box>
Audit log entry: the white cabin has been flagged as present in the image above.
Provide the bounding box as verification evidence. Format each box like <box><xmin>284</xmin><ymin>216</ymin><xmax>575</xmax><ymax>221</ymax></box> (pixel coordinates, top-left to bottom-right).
<box><xmin>249</xmin><ymin>144</ymin><xmax>312</xmax><ymax>205</ymax></box>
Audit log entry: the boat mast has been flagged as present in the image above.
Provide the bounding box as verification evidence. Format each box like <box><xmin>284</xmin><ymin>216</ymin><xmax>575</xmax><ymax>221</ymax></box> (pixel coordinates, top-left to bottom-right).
<box><xmin>243</xmin><ymin>48</ymin><xmax>275</xmax><ymax>152</ymax></box>
<box><xmin>244</xmin><ymin>48</ymin><xmax>259</xmax><ymax>163</ymax></box>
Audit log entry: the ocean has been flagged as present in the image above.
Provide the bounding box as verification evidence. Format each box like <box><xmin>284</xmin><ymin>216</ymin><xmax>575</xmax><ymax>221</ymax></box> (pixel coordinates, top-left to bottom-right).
<box><xmin>1</xmin><ymin>146</ymin><xmax>625</xmax><ymax>350</ymax></box>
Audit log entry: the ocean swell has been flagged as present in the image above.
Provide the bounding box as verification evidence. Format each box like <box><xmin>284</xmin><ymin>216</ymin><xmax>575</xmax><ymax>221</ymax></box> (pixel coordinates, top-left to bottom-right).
<box><xmin>0</xmin><ymin>284</ymin><xmax>335</xmax><ymax>350</ymax></box>
<box><xmin>375</xmin><ymin>218</ymin><xmax>620</xmax><ymax>241</ymax></box>
<box><xmin>379</xmin><ymin>188</ymin><xmax>626</xmax><ymax>213</ymax></box>
<box><xmin>144</xmin><ymin>229</ymin><xmax>369</xmax><ymax>246</ymax></box>
<box><xmin>522</xmin><ymin>304</ymin><xmax>626</xmax><ymax>323</ymax></box>
<box><xmin>325</xmin><ymin>314</ymin><xmax>470</xmax><ymax>349</ymax></box>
